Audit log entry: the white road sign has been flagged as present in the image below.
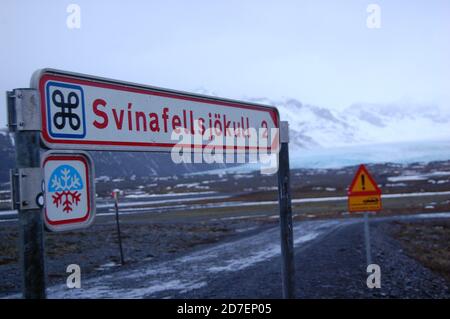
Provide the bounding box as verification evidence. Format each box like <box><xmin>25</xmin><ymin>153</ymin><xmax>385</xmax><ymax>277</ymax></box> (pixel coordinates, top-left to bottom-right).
<box><xmin>31</xmin><ymin>69</ymin><xmax>280</xmax><ymax>152</ymax></box>
<box><xmin>42</xmin><ymin>151</ymin><xmax>95</xmax><ymax>232</ymax></box>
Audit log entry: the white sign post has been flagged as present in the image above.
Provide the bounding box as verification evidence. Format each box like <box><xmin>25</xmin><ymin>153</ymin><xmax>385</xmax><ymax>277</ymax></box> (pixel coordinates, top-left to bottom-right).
<box><xmin>31</xmin><ymin>69</ymin><xmax>279</xmax><ymax>152</ymax></box>
<box><xmin>42</xmin><ymin>151</ymin><xmax>96</xmax><ymax>232</ymax></box>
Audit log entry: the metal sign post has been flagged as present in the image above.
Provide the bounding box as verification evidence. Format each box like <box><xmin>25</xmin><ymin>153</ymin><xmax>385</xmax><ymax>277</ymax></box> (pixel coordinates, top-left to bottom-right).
<box><xmin>7</xmin><ymin>89</ymin><xmax>46</xmax><ymax>299</ymax></box>
<box><xmin>113</xmin><ymin>191</ymin><xmax>125</xmax><ymax>265</ymax></box>
<box><xmin>364</xmin><ymin>212</ymin><xmax>372</xmax><ymax>265</ymax></box>
<box><xmin>277</xmin><ymin>121</ymin><xmax>295</xmax><ymax>299</ymax></box>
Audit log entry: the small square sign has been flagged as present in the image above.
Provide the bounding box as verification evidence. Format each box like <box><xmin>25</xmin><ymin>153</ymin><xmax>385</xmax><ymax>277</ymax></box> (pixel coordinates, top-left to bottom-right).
<box><xmin>42</xmin><ymin>151</ymin><xmax>95</xmax><ymax>231</ymax></box>
<box><xmin>45</xmin><ymin>81</ymin><xmax>86</xmax><ymax>139</ymax></box>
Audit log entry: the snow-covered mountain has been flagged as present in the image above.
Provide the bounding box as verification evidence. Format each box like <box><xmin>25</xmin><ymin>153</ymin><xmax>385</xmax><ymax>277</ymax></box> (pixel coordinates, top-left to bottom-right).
<box><xmin>1</xmin><ymin>95</ymin><xmax>449</xmax><ymax>181</ymax></box>
<box><xmin>248</xmin><ymin>97</ymin><xmax>450</xmax><ymax>150</ymax></box>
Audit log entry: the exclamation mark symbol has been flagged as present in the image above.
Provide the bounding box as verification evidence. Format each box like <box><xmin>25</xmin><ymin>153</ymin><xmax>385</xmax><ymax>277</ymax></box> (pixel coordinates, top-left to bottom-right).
<box><xmin>361</xmin><ymin>174</ymin><xmax>366</xmax><ymax>190</ymax></box>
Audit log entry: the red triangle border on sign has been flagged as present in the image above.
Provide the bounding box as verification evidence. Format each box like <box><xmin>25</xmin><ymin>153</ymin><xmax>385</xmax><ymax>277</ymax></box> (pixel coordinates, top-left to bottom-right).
<box><xmin>347</xmin><ymin>164</ymin><xmax>381</xmax><ymax>196</ymax></box>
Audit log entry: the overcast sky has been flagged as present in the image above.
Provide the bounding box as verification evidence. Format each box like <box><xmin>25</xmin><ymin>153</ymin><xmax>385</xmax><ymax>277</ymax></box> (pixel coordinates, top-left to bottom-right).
<box><xmin>1</xmin><ymin>0</ymin><xmax>449</xmax><ymax>127</ymax></box>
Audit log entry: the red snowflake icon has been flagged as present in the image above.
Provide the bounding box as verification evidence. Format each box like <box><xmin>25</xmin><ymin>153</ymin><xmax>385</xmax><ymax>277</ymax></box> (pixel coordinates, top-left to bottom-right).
<box><xmin>52</xmin><ymin>190</ymin><xmax>81</xmax><ymax>213</ymax></box>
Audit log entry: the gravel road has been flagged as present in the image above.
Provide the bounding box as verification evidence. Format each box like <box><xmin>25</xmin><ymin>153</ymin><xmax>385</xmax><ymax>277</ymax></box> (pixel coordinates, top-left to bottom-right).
<box><xmin>5</xmin><ymin>213</ymin><xmax>448</xmax><ymax>299</ymax></box>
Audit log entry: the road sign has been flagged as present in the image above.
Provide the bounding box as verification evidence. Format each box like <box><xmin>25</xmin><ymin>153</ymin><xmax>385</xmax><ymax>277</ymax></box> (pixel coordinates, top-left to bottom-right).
<box><xmin>31</xmin><ymin>69</ymin><xmax>280</xmax><ymax>152</ymax></box>
<box><xmin>347</xmin><ymin>164</ymin><xmax>382</xmax><ymax>212</ymax></box>
<box><xmin>42</xmin><ymin>151</ymin><xmax>95</xmax><ymax>231</ymax></box>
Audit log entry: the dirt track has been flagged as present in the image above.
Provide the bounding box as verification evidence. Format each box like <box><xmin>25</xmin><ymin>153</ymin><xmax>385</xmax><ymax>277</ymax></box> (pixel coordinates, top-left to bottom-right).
<box><xmin>2</xmin><ymin>213</ymin><xmax>449</xmax><ymax>298</ymax></box>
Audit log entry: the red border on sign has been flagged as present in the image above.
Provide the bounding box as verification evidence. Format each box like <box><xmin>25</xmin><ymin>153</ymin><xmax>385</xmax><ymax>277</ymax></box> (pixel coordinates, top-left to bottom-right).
<box><xmin>43</xmin><ymin>154</ymin><xmax>91</xmax><ymax>226</ymax></box>
<box><xmin>347</xmin><ymin>164</ymin><xmax>381</xmax><ymax>196</ymax></box>
<box><xmin>39</xmin><ymin>74</ymin><xmax>279</xmax><ymax>150</ymax></box>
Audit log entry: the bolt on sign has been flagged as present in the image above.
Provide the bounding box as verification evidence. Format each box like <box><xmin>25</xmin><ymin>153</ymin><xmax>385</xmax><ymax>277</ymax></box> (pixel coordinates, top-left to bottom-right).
<box><xmin>347</xmin><ymin>164</ymin><xmax>382</xmax><ymax>212</ymax></box>
<box><xmin>31</xmin><ymin>69</ymin><xmax>280</xmax><ymax>153</ymax></box>
<box><xmin>42</xmin><ymin>151</ymin><xmax>95</xmax><ymax>231</ymax></box>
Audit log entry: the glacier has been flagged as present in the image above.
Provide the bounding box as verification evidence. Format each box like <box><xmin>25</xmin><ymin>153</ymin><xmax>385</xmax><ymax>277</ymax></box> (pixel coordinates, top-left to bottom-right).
<box><xmin>289</xmin><ymin>139</ymin><xmax>450</xmax><ymax>169</ymax></box>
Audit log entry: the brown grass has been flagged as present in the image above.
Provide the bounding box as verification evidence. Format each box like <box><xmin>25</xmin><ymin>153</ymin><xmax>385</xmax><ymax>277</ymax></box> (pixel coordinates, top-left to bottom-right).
<box><xmin>390</xmin><ymin>220</ymin><xmax>450</xmax><ymax>283</ymax></box>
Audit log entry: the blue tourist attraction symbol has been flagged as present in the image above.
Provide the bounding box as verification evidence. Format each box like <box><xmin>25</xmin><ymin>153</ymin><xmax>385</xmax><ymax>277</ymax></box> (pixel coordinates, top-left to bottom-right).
<box><xmin>48</xmin><ymin>165</ymin><xmax>84</xmax><ymax>213</ymax></box>
<box><xmin>46</xmin><ymin>81</ymin><xmax>86</xmax><ymax>139</ymax></box>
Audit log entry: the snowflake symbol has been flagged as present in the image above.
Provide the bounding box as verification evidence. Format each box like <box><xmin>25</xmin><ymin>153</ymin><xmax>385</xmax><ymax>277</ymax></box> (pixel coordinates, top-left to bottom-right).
<box><xmin>48</xmin><ymin>165</ymin><xmax>83</xmax><ymax>213</ymax></box>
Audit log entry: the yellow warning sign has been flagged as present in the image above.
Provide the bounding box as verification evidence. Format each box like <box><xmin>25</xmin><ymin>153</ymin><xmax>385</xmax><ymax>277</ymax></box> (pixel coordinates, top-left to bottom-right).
<box><xmin>348</xmin><ymin>165</ymin><xmax>382</xmax><ymax>213</ymax></box>
<box><xmin>348</xmin><ymin>194</ymin><xmax>382</xmax><ymax>212</ymax></box>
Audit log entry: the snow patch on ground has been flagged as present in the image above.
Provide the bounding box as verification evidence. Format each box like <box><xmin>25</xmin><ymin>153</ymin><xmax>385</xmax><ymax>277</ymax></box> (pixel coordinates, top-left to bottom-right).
<box><xmin>386</xmin><ymin>183</ymin><xmax>407</xmax><ymax>187</ymax></box>
<box><xmin>402</xmin><ymin>212</ymin><xmax>450</xmax><ymax>220</ymax></box>
<box><xmin>235</xmin><ymin>226</ymin><xmax>258</xmax><ymax>233</ymax></box>
<box><xmin>124</xmin><ymin>191</ymin><xmax>216</xmax><ymax>199</ymax></box>
<box><xmin>388</xmin><ymin>171</ymin><xmax>450</xmax><ymax>182</ymax></box>
<box><xmin>95</xmin><ymin>262</ymin><xmax>119</xmax><ymax>271</ymax></box>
